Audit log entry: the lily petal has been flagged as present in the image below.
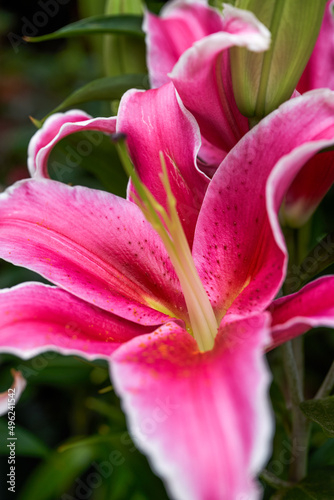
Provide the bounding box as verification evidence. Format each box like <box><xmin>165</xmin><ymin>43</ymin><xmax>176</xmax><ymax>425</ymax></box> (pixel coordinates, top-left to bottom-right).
<box><xmin>111</xmin><ymin>315</ymin><xmax>272</xmax><ymax>500</ymax></box>
<box><xmin>170</xmin><ymin>4</ymin><xmax>270</xmax><ymax>160</ymax></box>
<box><xmin>197</xmin><ymin>136</ymin><xmax>227</xmax><ymax>177</ymax></box>
<box><xmin>144</xmin><ymin>0</ymin><xmax>225</xmax><ymax>88</ymax></box>
<box><xmin>268</xmin><ymin>276</ymin><xmax>334</xmax><ymax>350</ymax></box>
<box><xmin>193</xmin><ymin>90</ymin><xmax>334</xmax><ymax>321</ymax></box>
<box><xmin>298</xmin><ymin>0</ymin><xmax>334</xmax><ymax>93</ymax></box>
<box><xmin>0</xmin><ymin>370</ymin><xmax>26</xmax><ymax>416</ymax></box>
<box><xmin>28</xmin><ymin>110</ymin><xmax>116</xmax><ymax>178</ymax></box>
<box><xmin>0</xmin><ymin>179</ymin><xmax>187</xmax><ymax>324</ymax></box>
<box><xmin>266</xmin><ymin>91</ymin><xmax>334</xmax><ymax>229</ymax></box>
<box><xmin>117</xmin><ymin>83</ymin><xmax>209</xmax><ymax>245</ymax></box>
<box><xmin>0</xmin><ymin>283</ymin><xmax>154</xmax><ymax>360</ymax></box>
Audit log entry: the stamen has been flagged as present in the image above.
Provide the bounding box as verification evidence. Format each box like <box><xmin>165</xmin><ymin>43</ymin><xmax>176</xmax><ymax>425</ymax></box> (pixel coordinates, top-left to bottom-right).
<box><xmin>115</xmin><ymin>138</ymin><xmax>218</xmax><ymax>351</ymax></box>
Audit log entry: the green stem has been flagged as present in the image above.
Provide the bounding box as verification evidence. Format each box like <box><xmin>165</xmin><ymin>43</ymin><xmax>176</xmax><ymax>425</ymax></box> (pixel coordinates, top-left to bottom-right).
<box><xmin>260</xmin><ymin>469</ymin><xmax>293</xmax><ymax>490</ymax></box>
<box><xmin>283</xmin><ymin>227</ymin><xmax>301</xmax><ymax>295</ymax></box>
<box><xmin>292</xmin><ymin>227</ymin><xmax>300</xmax><ymax>265</ymax></box>
<box><xmin>315</xmin><ymin>361</ymin><xmax>334</xmax><ymax>400</ymax></box>
<box><xmin>282</xmin><ymin>227</ymin><xmax>311</xmax><ymax>482</ymax></box>
<box><xmin>292</xmin><ymin>337</ymin><xmax>304</xmax><ymax>391</ymax></box>
<box><xmin>289</xmin><ymin>229</ymin><xmax>304</xmax><ymax>387</ymax></box>
<box><xmin>282</xmin><ymin>341</ymin><xmax>310</xmax><ymax>481</ymax></box>
<box><xmin>282</xmin><ymin>341</ymin><xmax>303</xmax><ymax>405</ymax></box>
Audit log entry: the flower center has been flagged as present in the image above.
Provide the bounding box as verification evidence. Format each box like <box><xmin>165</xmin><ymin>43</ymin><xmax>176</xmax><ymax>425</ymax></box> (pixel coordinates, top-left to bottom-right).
<box><xmin>116</xmin><ymin>137</ymin><xmax>218</xmax><ymax>351</ymax></box>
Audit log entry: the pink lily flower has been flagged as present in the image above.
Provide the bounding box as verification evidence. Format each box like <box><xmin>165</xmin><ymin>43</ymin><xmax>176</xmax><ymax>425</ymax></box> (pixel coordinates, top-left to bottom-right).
<box><xmin>1</xmin><ymin>83</ymin><xmax>334</xmax><ymax>499</ymax></box>
<box><xmin>145</xmin><ymin>0</ymin><xmax>334</xmax><ymax>226</ymax></box>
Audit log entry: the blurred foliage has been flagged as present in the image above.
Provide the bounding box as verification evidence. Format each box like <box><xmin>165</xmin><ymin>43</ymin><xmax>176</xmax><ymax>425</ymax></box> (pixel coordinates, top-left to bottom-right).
<box><xmin>0</xmin><ymin>352</ymin><xmax>169</xmax><ymax>499</ymax></box>
<box><xmin>0</xmin><ymin>1</ymin><xmax>334</xmax><ymax>500</ymax></box>
<box><xmin>300</xmin><ymin>396</ymin><xmax>334</xmax><ymax>438</ymax></box>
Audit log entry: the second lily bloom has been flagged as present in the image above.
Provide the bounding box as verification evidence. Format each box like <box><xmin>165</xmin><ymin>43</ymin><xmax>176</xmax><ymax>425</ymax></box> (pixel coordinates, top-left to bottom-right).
<box><xmin>145</xmin><ymin>0</ymin><xmax>334</xmax><ymax>227</ymax></box>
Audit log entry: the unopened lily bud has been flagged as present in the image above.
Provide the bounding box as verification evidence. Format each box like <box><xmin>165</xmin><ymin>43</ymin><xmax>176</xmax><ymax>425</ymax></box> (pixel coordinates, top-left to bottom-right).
<box><xmin>104</xmin><ymin>0</ymin><xmax>147</xmax><ymax>77</ymax></box>
<box><xmin>230</xmin><ymin>0</ymin><xmax>327</xmax><ymax>118</ymax></box>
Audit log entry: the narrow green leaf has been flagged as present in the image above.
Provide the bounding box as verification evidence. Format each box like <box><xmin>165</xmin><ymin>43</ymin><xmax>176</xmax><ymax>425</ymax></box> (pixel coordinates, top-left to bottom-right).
<box><xmin>278</xmin><ymin>466</ymin><xmax>334</xmax><ymax>499</ymax></box>
<box><xmin>18</xmin><ymin>443</ymin><xmax>99</xmax><ymax>500</ymax></box>
<box><xmin>41</xmin><ymin>74</ymin><xmax>149</xmax><ymax>123</ymax></box>
<box><xmin>29</xmin><ymin>115</ymin><xmax>42</xmax><ymax>129</ymax></box>
<box><xmin>23</xmin><ymin>14</ymin><xmax>144</xmax><ymax>42</ymax></box>
<box><xmin>85</xmin><ymin>397</ymin><xmax>127</xmax><ymax>424</ymax></box>
<box><xmin>57</xmin><ymin>434</ymin><xmax>121</xmax><ymax>452</ymax></box>
<box><xmin>0</xmin><ymin>419</ymin><xmax>49</xmax><ymax>458</ymax></box>
<box><xmin>309</xmin><ymin>439</ymin><xmax>334</xmax><ymax>469</ymax></box>
<box><xmin>300</xmin><ymin>396</ymin><xmax>334</xmax><ymax>437</ymax></box>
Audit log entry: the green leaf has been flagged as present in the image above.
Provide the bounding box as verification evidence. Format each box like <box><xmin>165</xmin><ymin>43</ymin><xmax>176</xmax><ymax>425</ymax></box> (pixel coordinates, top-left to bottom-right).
<box><xmin>309</xmin><ymin>439</ymin><xmax>334</xmax><ymax>469</ymax></box>
<box><xmin>14</xmin><ymin>354</ymin><xmax>104</xmax><ymax>387</ymax></box>
<box><xmin>278</xmin><ymin>466</ymin><xmax>334</xmax><ymax>499</ymax></box>
<box><xmin>40</xmin><ymin>74</ymin><xmax>149</xmax><ymax>123</ymax></box>
<box><xmin>0</xmin><ymin>419</ymin><xmax>49</xmax><ymax>458</ymax></box>
<box><xmin>85</xmin><ymin>397</ymin><xmax>127</xmax><ymax>425</ymax></box>
<box><xmin>18</xmin><ymin>442</ymin><xmax>100</xmax><ymax>500</ymax></box>
<box><xmin>300</xmin><ymin>396</ymin><xmax>334</xmax><ymax>437</ymax></box>
<box><xmin>24</xmin><ymin>14</ymin><xmax>144</xmax><ymax>43</ymax></box>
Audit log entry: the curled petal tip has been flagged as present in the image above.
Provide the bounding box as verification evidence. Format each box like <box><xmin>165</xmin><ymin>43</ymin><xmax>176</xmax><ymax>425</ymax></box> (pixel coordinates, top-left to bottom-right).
<box><xmin>0</xmin><ymin>370</ymin><xmax>27</xmax><ymax>417</ymax></box>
